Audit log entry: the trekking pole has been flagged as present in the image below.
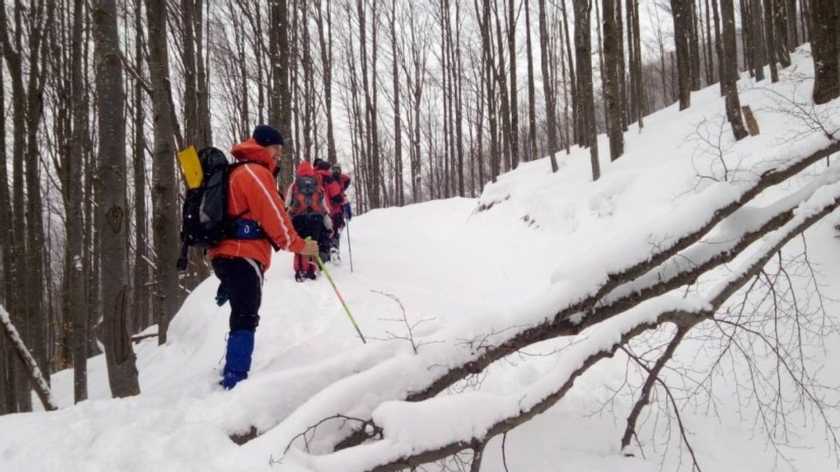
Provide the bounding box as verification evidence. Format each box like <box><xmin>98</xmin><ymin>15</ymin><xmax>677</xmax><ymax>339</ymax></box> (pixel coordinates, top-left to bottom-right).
<box><xmin>313</xmin><ymin>251</ymin><xmax>366</xmax><ymax>344</ymax></box>
<box><xmin>345</xmin><ymin>219</ymin><xmax>354</xmax><ymax>273</ymax></box>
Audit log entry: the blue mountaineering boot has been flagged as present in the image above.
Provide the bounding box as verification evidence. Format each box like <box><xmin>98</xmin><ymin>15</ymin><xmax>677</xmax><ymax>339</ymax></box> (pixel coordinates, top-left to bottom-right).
<box><xmin>220</xmin><ymin>330</ymin><xmax>255</xmax><ymax>390</ymax></box>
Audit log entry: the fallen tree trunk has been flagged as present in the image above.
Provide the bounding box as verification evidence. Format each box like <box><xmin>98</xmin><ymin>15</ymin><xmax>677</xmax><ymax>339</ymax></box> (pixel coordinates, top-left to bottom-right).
<box><xmin>313</xmin><ymin>176</ymin><xmax>840</xmax><ymax>472</ymax></box>
<box><xmin>330</xmin><ymin>141</ymin><xmax>840</xmax><ymax>451</ymax></box>
<box><xmin>0</xmin><ymin>305</ymin><xmax>58</xmax><ymax>411</ymax></box>
<box><xmin>228</xmin><ymin>138</ymin><xmax>840</xmax><ymax>453</ymax></box>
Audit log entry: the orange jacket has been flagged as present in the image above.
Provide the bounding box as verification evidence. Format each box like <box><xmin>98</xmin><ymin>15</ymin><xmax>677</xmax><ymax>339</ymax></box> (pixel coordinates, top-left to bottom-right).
<box><xmin>208</xmin><ymin>139</ymin><xmax>306</xmax><ymax>271</ymax></box>
<box><xmin>316</xmin><ymin>168</ymin><xmax>347</xmax><ymax>215</ymax></box>
<box><xmin>286</xmin><ymin>161</ymin><xmax>332</xmax><ymax>215</ymax></box>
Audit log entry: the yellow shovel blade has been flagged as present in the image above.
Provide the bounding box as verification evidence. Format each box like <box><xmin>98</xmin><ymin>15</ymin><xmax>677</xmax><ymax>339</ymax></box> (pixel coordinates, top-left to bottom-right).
<box><xmin>177</xmin><ymin>145</ymin><xmax>203</xmax><ymax>189</ymax></box>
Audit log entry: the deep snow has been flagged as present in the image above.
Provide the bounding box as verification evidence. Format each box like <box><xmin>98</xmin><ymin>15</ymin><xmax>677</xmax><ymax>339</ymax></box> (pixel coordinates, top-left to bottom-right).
<box><xmin>2</xmin><ymin>47</ymin><xmax>840</xmax><ymax>472</ymax></box>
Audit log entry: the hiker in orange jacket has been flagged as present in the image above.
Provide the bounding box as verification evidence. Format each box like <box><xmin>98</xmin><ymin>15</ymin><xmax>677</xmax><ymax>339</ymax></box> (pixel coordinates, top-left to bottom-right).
<box><xmin>313</xmin><ymin>159</ymin><xmax>351</xmax><ymax>258</ymax></box>
<box><xmin>286</xmin><ymin>160</ymin><xmax>333</xmax><ymax>281</ymax></box>
<box><xmin>208</xmin><ymin>125</ymin><xmax>318</xmax><ymax>389</ymax></box>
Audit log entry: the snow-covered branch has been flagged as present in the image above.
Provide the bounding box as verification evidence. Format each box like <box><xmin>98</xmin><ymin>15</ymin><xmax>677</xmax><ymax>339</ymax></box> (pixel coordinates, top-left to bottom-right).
<box><xmin>295</xmin><ymin>176</ymin><xmax>840</xmax><ymax>471</ymax></box>
<box><xmin>0</xmin><ymin>305</ymin><xmax>58</xmax><ymax>411</ymax></box>
<box><xmin>250</xmin><ymin>141</ymin><xmax>840</xmax><ymax>457</ymax></box>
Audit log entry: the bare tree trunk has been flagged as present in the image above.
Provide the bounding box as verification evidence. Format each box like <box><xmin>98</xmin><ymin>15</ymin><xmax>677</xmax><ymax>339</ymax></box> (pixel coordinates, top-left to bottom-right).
<box><xmin>559</xmin><ymin>0</ymin><xmax>578</xmax><ymax>147</ymax></box>
<box><xmin>721</xmin><ymin>0</ymin><xmax>749</xmax><ymax>140</ymax></box>
<box><xmin>389</xmin><ymin>0</ymin><xmax>403</xmax><ymax>204</ymax></box>
<box><xmin>751</xmin><ymin>0</ymin><xmax>767</xmax><ymax>80</ymax></box>
<box><xmin>799</xmin><ymin>0</ymin><xmax>809</xmax><ymax>48</ymax></box>
<box><xmin>811</xmin><ymin>0</ymin><xmax>839</xmax><ymax>104</ymax></box>
<box><xmin>507</xmin><ymin>0</ymin><xmax>520</xmax><ymax>169</ymax></box>
<box><xmin>0</xmin><ymin>305</ymin><xmax>57</xmax><ymax>411</ymax></box>
<box><xmin>195</xmin><ymin>0</ymin><xmax>212</xmax><ymax>146</ymax></box>
<box><xmin>69</xmin><ymin>0</ymin><xmax>89</xmax><ymax>403</ymax></box>
<box><xmin>92</xmin><ymin>0</ymin><xmax>140</xmax><ymax>397</ymax></box>
<box><xmin>314</xmin><ymin>0</ymin><xmax>338</xmax><ymax>165</ymax></box>
<box><xmin>704</xmin><ymin>0</ymin><xmax>715</xmax><ymax>84</ymax></box>
<box><xmin>178</xmin><ymin>3</ymin><xmax>213</xmax><ymax>297</ymax></box>
<box><xmin>146</xmin><ymin>0</ymin><xmax>180</xmax><ymax>346</ymax></box>
<box><xmin>2</xmin><ymin>1</ymin><xmax>33</xmax><ymax>412</ymax></box>
<box><xmin>439</xmin><ymin>0</ymin><xmax>451</xmax><ymax>197</ymax></box>
<box><xmin>603</xmin><ymin>0</ymin><xmax>624</xmax><ymax>160</ymax></box>
<box><xmin>688</xmin><ymin>0</ymin><xmax>702</xmax><ymax>89</ymax></box>
<box><xmin>740</xmin><ymin>0</ymin><xmax>752</xmax><ymax>73</ymax></box>
<box><xmin>764</xmin><ymin>0</ymin><xmax>779</xmax><ymax>82</ymax></box>
<box><xmin>574</xmin><ymin>0</ymin><xmax>601</xmax><ymax>180</ymax></box>
<box><xmin>649</xmin><ymin>0</ymin><xmax>671</xmax><ymax>106</ymax></box>
<box><xmin>0</xmin><ymin>26</ymin><xmax>14</xmax><ymax>414</ymax></box>
<box><xmin>539</xmin><ymin>0</ymin><xmax>563</xmax><ymax>172</ymax></box>
<box><xmin>594</xmin><ymin>0</ymin><xmax>608</xmax><ymax>124</ymax></box>
<box><xmin>773</xmin><ymin>0</ymin><xmax>791</xmax><ymax>67</ymax></box>
<box><xmin>786</xmin><ymin>0</ymin><xmax>798</xmax><ymax>49</ymax></box>
<box><xmin>83</xmin><ymin>9</ymin><xmax>100</xmax><ymax>362</ymax></box>
<box><xmin>16</xmin><ymin>0</ymin><xmax>52</xmax><ymax>388</ymax></box>
<box><xmin>269</xmin><ymin>0</ymin><xmax>294</xmax><ymax>188</ymax></box>
<box><xmin>131</xmin><ymin>0</ymin><xmax>149</xmax><ymax>336</ymax></box>
<box><xmin>524</xmin><ymin>0</ymin><xmax>538</xmax><ymax>163</ymax></box>
<box><xmin>616</xmin><ymin>0</ymin><xmax>627</xmax><ymax>131</ymax></box>
<box><xmin>492</xmin><ymin>1</ymin><xmax>513</xmax><ymax>174</ymax></box>
<box><xmin>478</xmin><ymin>0</ymin><xmax>500</xmax><ymax>182</ymax></box>
<box><xmin>630</xmin><ymin>0</ymin><xmax>645</xmax><ymax>125</ymax></box>
<box><xmin>451</xmin><ymin>2</ymin><xmax>466</xmax><ymax>196</ymax></box>
<box><xmin>558</xmin><ymin>7</ymin><xmax>572</xmax><ymax>153</ymax></box>
<box><xmin>671</xmin><ymin>0</ymin><xmax>693</xmax><ymax>109</ymax></box>
<box><xmin>711</xmin><ymin>0</ymin><xmax>725</xmax><ymax>96</ymax></box>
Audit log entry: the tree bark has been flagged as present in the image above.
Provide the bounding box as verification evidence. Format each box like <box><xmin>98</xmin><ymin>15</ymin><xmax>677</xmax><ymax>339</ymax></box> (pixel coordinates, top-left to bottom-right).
<box><xmin>688</xmin><ymin>0</ymin><xmax>702</xmax><ymax>89</ymax></box>
<box><xmin>269</xmin><ymin>0</ymin><xmax>294</xmax><ymax>188</ymax></box>
<box><xmin>764</xmin><ymin>0</ymin><xmax>779</xmax><ymax>82</ymax></box>
<box><xmin>389</xmin><ymin>0</ymin><xmax>403</xmax><ymax>204</ymax></box>
<box><xmin>721</xmin><ymin>0</ymin><xmax>749</xmax><ymax>140</ymax></box>
<box><xmin>315</xmin><ymin>0</ymin><xmax>338</xmax><ymax>165</ymax></box>
<box><xmin>507</xmin><ymin>0</ymin><xmax>520</xmax><ymax>169</ymax></box>
<box><xmin>146</xmin><ymin>0</ymin><xmax>180</xmax><ymax>346</ymax></box>
<box><xmin>93</xmin><ymin>0</ymin><xmax>141</xmax><ymax>398</ymax></box>
<box><xmin>751</xmin><ymin>0</ymin><xmax>767</xmax><ymax>81</ymax></box>
<box><xmin>0</xmin><ymin>22</ymin><xmax>14</xmax><ymax>414</ymax></box>
<box><xmin>573</xmin><ymin>0</ymin><xmax>600</xmax><ymax>180</ymax></box>
<box><xmin>0</xmin><ymin>305</ymin><xmax>57</xmax><ymax>411</ymax></box>
<box><xmin>603</xmin><ymin>0</ymin><xmax>624</xmax><ymax>160</ymax></box>
<box><xmin>811</xmin><ymin>0</ymin><xmax>839</xmax><ymax>104</ymax></box>
<box><xmin>711</xmin><ymin>0</ymin><xmax>725</xmax><ymax>96</ymax></box>
<box><xmin>538</xmin><ymin>0</ymin><xmax>559</xmax><ymax>171</ymax></box>
<box><xmin>132</xmin><ymin>0</ymin><xmax>149</xmax><ymax>336</ymax></box>
<box><xmin>524</xmin><ymin>0</ymin><xmax>538</xmax><ymax>163</ymax></box>
<box><xmin>2</xmin><ymin>1</ymin><xmax>34</xmax><ymax>411</ymax></box>
<box><xmin>560</xmin><ymin>0</ymin><xmax>578</xmax><ymax>146</ymax></box>
<box><xmin>70</xmin><ymin>0</ymin><xmax>89</xmax><ymax>403</ymax></box>
<box><xmin>671</xmin><ymin>0</ymin><xmax>693</xmax><ymax>109</ymax></box>
<box><xmin>630</xmin><ymin>0</ymin><xmax>645</xmax><ymax>125</ymax></box>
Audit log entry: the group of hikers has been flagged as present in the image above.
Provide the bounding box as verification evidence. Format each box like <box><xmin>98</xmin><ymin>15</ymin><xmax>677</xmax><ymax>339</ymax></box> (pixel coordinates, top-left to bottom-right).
<box><xmin>286</xmin><ymin>157</ymin><xmax>352</xmax><ymax>281</ymax></box>
<box><xmin>198</xmin><ymin>124</ymin><xmax>352</xmax><ymax>389</ymax></box>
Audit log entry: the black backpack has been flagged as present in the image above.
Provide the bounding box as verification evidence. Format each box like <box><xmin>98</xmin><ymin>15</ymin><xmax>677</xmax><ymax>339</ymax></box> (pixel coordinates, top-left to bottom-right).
<box><xmin>177</xmin><ymin>147</ymin><xmax>237</xmax><ymax>270</ymax></box>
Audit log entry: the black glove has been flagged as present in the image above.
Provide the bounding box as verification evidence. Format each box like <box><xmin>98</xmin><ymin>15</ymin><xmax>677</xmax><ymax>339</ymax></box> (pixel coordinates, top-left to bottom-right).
<box><xmin>215</xmin><ymin>282</ymin><xmax>230</xmax><ymax>307</ymax></box>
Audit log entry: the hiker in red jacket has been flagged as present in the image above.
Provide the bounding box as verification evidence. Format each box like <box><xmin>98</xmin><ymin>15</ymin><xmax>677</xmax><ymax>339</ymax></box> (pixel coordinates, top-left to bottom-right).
<box><xmin>314</xmin><ymin>159</ymin><xmax>352</xmax><ymax>258</ymax></box>
<box><xmin>286</xmin><ymin>160</ymin><xmax>333</xmax><ymax>281</ymax></box>
<box><xmin>208</xmin><ymin>125</ymin><xmax>318</xmax><ymax>389</ymax></box>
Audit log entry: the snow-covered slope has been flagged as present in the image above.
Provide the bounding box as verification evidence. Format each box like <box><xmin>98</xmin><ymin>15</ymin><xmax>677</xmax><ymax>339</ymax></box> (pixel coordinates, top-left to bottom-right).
<box><xmin>2</xmin><ymin>47</ymin><xmax>840</xmax><ymax>472</ymax></box>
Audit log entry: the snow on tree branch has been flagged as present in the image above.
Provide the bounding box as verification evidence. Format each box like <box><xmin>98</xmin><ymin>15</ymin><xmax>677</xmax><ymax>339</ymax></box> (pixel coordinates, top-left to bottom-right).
<box><xmin>0</xmin><ymin>305</ymin><xmax>58</xmax><ymax>411</ymax></box>
<box><xmin>245</xmin><ymin>140</ymin><xmax>840</xmax><ymax>456</ymax></box>
<box><xmin>287</xmin><ymin>175</ymin><xmax>840</xmax><ymax>472</ymax></box>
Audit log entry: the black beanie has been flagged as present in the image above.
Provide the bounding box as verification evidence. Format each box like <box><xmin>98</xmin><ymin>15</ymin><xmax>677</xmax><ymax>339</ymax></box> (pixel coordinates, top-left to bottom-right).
<box><xmin>252</xmin><ymin>124</ymin><xmax>284</xmax><ymax>146</ymax></box>
<box><xmin>314</xmin><ymin>158</ymin><xmax>330</xmax><ymax>171</ymax></box>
